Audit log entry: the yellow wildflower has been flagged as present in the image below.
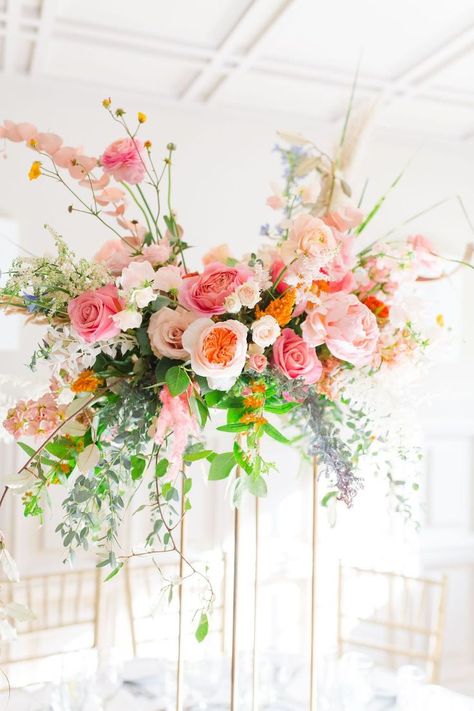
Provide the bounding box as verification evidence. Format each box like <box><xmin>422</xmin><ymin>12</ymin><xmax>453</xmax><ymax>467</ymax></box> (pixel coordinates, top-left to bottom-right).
<box><xmin>102</xmin><ymin>97</ymin><xmax>112</xmax><ymax>108</ymax></box>
<box><xmin>144</xmin><ymin>140</ymin><xmax>152</xmax><ymax>150</ymax></box>
<box><xmin>28</xmin><ymin>161</ymin><xmax>41</xmax><ymax>181</ymax></box>
<box><xmin>436</xmin><ymin>314</ymin><xmax>445</xmax><ymax>327</ymax></box>
<box><xmin>137</xmin><ymin>112</ymin><xmax>147</xmax><ymax>123</ymax></box>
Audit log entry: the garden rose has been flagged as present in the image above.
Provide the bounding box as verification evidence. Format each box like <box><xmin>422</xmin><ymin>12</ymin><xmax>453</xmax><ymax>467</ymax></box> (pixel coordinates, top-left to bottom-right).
<box><xmin>178</xmin><ymin>262</ymin><xmax>252</xmax><ymax>316</ymax></box>
<box><xmin>282</xmin><ymin>214</ymin><xmax>337</xmax><ymax>262</ymax></box>
<box><xmin>148</xmin><ymin>307</ymin><xmax>196</xmax><ymax>360</ymax></box>
<box><xmin>271</xmin><ymin>328</ymin><xmax>322</xmax><ymax>384</ymax></box>
<box><xmin>247</xmin><ymin>352</ymin><xmax>267</xmax><ymax>373</ymax></box>
<box><xmin>68</xmin><ymin>285</ymin><xmax>124</xmax><ymax>343</ymax></box>
<box><xmin>251</xmin><ymin>315</ymin><xmax>280</xmax><ymax>348</ymax></box>
<box><xmin>101</xmin><ymin>138</ymin><xmax>146</xmax><ymax>184</ymax></box>
<box><xmin>182</xmin><ymin>318</ymin><xmax>248</xmax><ymax>390</ymax></box>
<box><xmin>301</xmin><ymin>293</ymin><xmax>379</xmax><ymax>367</ymax></box>
<box><xmin>237</xmin><ymin>280</ymin><xmax>260</xmax><ymax>308</ymax></box>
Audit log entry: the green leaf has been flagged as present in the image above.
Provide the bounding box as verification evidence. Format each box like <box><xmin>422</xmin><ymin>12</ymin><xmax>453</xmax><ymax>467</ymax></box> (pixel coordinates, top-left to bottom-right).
<box><xmin>204</xmin><ymin>390</ymin><xmax>226</xmax><ymax>407</ymax></box>
<box><xmin>136</xmin><ymin>327</ymin><xmax>152</xmax><ymax>356</ymax></box>
<box><xmin>17</xmin><ymin>441</ymin><xmax>37</xmax><ymax>457</ymax></box>
<box><xmin>195</xmin><ymin>612</ymin><xmax>209</xmax><ymax>643</ymax></box>
<box><xmin>155</xmin><ymin>357</ymin><xmax>177</xmax><ymax>385</ymax></box>
<box><xmin>131</xmin><ymin>455</ymin><xmax>147</xmax><ymax>481</ymax></box>
<box><xmin>321</xmin><ymin>491</ymin><xmax>338</xmax><ymax>507</ymax></box>
<box><xmin>104</xmin><ymin>562</ymin><xmax>124</xmax><ymax>582</ymax></box>
<box><xmin>183</xmin><ymin>477</ymin><xmax>192</xmax><ymax>495</ymax></box>
<box><xmin>262</xmin><ymin>423</ymin><xmax>292</xmax><ymax>445</ymax></box>
<box><xmin>193</xmin><ymin>396</ymin><xmax>209</xmax><ymax>428</ymax></box>
<box><xmin>233</xmin><ymin>441</ymin><xmax>252</xmax><ymax>475</ymax></box>
<box><xmin>149</xmin><ymin>295</ymin><xmax>171</xmax><ymax>312</ymax></box>
<box><xmin>217</xmin><ymin>423</ymin><xmax>249</xmax><ymax>433</ymax></box>
<box><xmin>155</xmin><ymin>458</ymin><xmax>169</xmax><ymax>478</ymax></box>
<box><xmin>208</xmin><ymin>452</ymin><xmax>237</xmax><ymax>481</ymax></box>
<box><xmin>183</xmin><ymin>449</ymin><xmax>213</xmax><ymax>462</ymax></box>
<box><xmin>264</xmin><ymin>400</ymin><xmax>301</xmax><ymax>414</ymax></box>
<box><xmin>46</xmin><ymin>441</ymin><xmax>73</xmax><ymax>459</ymax></box>
<box><xmin>165</xmin><ymin>366</ymin><xmax>190</xmax><ymax>397</ymax></box>
<box><xmin>248</xmin><ymin>475</ymin><xmax>267</xmax><ymax>497</ymax></box>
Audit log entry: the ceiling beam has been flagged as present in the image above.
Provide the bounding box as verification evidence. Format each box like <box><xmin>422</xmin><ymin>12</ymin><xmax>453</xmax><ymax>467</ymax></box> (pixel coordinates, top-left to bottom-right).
<box><xmin>205</xmin><ymin>0</ymin><xmax>298</xmax><ymax>104</ymax></box>
<box><xmin>30</xmin><ymin>0</ymin><xmax>58</xmax><ymax>75</ymax></box>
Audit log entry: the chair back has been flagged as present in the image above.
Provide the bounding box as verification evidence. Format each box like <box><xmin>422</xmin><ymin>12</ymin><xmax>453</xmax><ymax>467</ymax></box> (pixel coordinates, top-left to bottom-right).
<box><xmin>337</xmin><ymin>563</ymin><xmax>447</xmax><ymax>682</ymax></box>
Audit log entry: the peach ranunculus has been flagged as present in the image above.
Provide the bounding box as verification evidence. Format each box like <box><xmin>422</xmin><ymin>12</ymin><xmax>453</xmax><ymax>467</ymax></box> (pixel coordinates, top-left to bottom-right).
<box><xmin>148</xmin><ymin>307</ymin><xmax>196</xmax><ymax>360</ymax></box>
<box><xmin>282</xmin><ymin>213</ymin><xmax>337</xmax><ymax>263</ymax></box>
<box><xmin>271</xmin><ymin>329</ymin><xmax>322</xmax><ymax>384</ymax></box>
<box><xmin>182</xmin><ymin>318</ymin><xmax>248</xmax><ymax>390</ymax></box>
<box><xmin>202</xmin><ymin>243</ymin><xmax>232</xmax><ymax>266</ymax></box>
<box><xmin>68</xmin><ymin>285</ymin><xmax>124</xmax><ymax>343</ymax></box>
<box><xmin>94</xmin><ymin>237</ymin><xmax>142</xmax><ymax>275</ymax></box>
<box><xmin>101</xmin><ymin>138</ymin><xmax>146</xmax><ymax>184</ymax></box>
<box><xmin>301</xmin><ymin>293</ymin><xmax>379</xmax><ymax>367</ymax></box>
<box><xmin>178</xmin><ymin>262</ymin><xmax>252</xmax><ymax>317</ymax></box>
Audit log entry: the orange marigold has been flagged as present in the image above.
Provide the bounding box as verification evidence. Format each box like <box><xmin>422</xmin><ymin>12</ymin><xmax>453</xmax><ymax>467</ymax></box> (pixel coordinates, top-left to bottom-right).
<box><xmin>255</xmin><ymin>288</ymin><xmax>296</xmax><ymax>327</ymax></box>
<box><xmin>250</xmin><ymin>382</ymin><xmax>266</xmax><ymax>394</ymax></box>
<box><xmin>71</xmin><ymin>370</ymin><xmax>103</xmax><ymax>393</ymax></box>
<box><xmin>240</xmin><ymin>413</ymin><xmax>268</xmax><ymax>426</ymax></box>
<box><xmin>243</xmin><ymin>394</ymin><xmax>263</xmax><ymax>409</ymax></box>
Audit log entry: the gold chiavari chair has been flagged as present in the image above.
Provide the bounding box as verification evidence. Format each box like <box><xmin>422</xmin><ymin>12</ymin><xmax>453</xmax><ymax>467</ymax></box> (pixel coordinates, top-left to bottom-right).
<box><xmin>125</xmin><ymin>553</ymin><xmax>227</xmax><ymax>658</ymax></box>
<box><xmin>336</xmin><ymin>562</ymin><xmax>447</xmax><ymax>682</ymax></box>
<box><xmin>0</xmin><ymin>568</ymin><xmax>102</xmax><ymax>687</ymax></box>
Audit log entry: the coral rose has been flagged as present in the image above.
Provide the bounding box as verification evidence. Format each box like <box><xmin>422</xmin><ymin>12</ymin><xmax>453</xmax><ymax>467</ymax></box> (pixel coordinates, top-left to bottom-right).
<box><xmin>182</xmin><ymin>318</ymin><xmax>248</xmax><ymax>390</ymax></box>
<box><xmin>148</xmin><ymin>307</ymin><xmax>196</xmax><ymax>360</ymax></box>
<box><xmin>301</xmin><ymin>293</ymin><xmax>379</xmax><ymax>367</ymax></box>
<box><xmin>101</xmin><ymin>138</ymin><xmax>146</xmax><ymax>184</ymax></box>
<box><xmin>271</xmin><ymin>329</ymin><xmax>322</xmax><ymax>384</ymax></box>
<box><xmin>68</xmin><ymin>285</ymin><xmax>124</xmax><ymax>343</ymax></box>
<box><xmin>178</xmin><ymin>262</ymin><xmax>252</xmax><ymax>316</ymax></box>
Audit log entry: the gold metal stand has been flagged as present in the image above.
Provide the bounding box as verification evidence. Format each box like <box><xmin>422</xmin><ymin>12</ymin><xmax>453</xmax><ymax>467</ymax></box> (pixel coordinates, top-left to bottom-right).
<box><xmin>252</xmin><ymin>496</ymin><xmax>260</xmax><ymax>711</ymax></box>
<box><xmin>309</xmin><ymin>457</ymin><xmax>319</xmax><ymax>711</ymax></box>
<box><xmin>230</xmin><ymin>467</ymin><xmax>241</xmax><ymax>711</ymax></box>
<box><xmin>176</xmin><ymin>478</ymin><xmax>186</xmax><ymax>711</ymax></box>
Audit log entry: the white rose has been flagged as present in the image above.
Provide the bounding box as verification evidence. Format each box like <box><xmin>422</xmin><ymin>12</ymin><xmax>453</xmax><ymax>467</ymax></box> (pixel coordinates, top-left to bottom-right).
<box><xmin>224</xmin><ymin>292</ymin><xmax>242</xmax><ymax>314</ymax></box>
<box><xmin>251</xmin><ymin>315</ymin><xmax>280</xmax><ymax>348</ymax></box>
<box><xmin>133</xmin><ymin>286</ymin><xmax>155</xmax><ymax>308</ymax></box>
<box><xmin>112</xmin><ymin>309</ymin><xmax>143</xmax><ymax>331</ymax></box>
<box><xmin>237</xmin><ymin>280</ymin><xmax>260</xmax><ymax>308</ymax></box>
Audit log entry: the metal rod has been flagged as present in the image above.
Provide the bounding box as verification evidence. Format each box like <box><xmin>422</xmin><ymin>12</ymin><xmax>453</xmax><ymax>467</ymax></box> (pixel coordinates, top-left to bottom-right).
<box><xmin>309</xmin><ymin>457</ymin><xmax>318</xmax><ymax>711</ymax></box>
<box><xmin>230</xmin><ymin>467</ymin><xmax>241</xmax><ymax>711</ymax></box>
<box><xmin>176</xmin><ymin>477</ymin><xmax>186</xmax><ymax>711</ymax></box>
<box><xmin>252</xmin><ymin>495</ymin><xmax>260</xmax><ymax>711</ymax></box>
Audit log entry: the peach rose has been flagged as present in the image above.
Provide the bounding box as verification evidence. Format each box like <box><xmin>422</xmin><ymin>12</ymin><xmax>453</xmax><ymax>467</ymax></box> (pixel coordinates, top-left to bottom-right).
<box><xmin>68</xmin><ymin>285</ymin><xmax>124</xmax><ymax>343</ymax></box>
<box><xmin>282</xmin><ymin>214</ymin><xmax>337</xmax><ymax>262</ymax></box>
<box><xmin>182</xmin><ymin>318</ymin><xmax>248</xmax><ymax>390</ymax></box>
<box><xmin>271</xmin><ymin>328</ymin><xmax>322</xmax><ymax>384</ymax></box>
<box><xmin>178</xmin><ymin>262</ymin><xmax>252</xmax><ymax>316</ymax></box>
<box><xmin>148</xmin><ymin>307</ymin><xmax>196</xmax><ymax>360</ymax></box>
<box><xmin>247</xmin><ymin>352</ymin><xmax>267</xmax><ymax>373</ymax></box>
<box><xmin>251</xmin><ymin>315</ymin><xmax>280</xmax><ymax>348</ymax></box>
<box><xmin>301</xmin><ymin>293</ymin><xmax>379</xmax><ymax>367</ymax></box>
<box><xmin>101</xmin><ymin>138</ymin><xmax>146</xmax><ymax>184</ymax></box>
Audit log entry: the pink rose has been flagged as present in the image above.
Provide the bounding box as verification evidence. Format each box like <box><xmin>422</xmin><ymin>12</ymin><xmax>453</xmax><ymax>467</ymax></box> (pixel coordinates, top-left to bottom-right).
<box><xmin>94</xmin><ymin>237</ymin><xmax>142</xmax><ymax>275</ymax></box>
<box><xmin>148</xmin><ymin>307</ymin><xmax>196</xmax><ymax>360</ymax></box>
<box><xmin>182</xmin><ymin>318</ymin><xmax>248</xmax><ymax>390</ymax></box>
<box><xmin>178</xmin><ymin>262</ymin><xmax>252</xmax><ymax>316</ymax></box>
<box><xmin>302</xmin><ymin>293</ymin><xmax>379</xmax><ymax>367</ymax></box>
<box><xmin>248</xmin><ymin>352</ymin><xmax>267</xmax><ymax>373</ymax></box>
<box><xmin>101</xmin><ymin>138</ymin><xmax>146</xmax><ymax>184</ymax></box>
<box><xmin>271</xmin><ymin>329</ymin><xmax>322</xmax><ymax>384</ymax></box>
<box><xmin>68</xmin><ymin>285</ymin><xmax>124</xmax><ymax>343</ymax></box>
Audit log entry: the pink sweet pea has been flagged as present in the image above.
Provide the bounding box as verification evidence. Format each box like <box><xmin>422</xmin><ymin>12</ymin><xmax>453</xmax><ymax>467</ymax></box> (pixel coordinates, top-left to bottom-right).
<box><xmin>302</xmin><ymin>293</ymin><xmax>379</xmax><ymax>367</ymax></box>
<box><xmin>101</xmin><ymin>138</ymin><xmax>146</xmax><ymax>184</ymax></box>
<box><xmin>178</xmin><ymin>262</ymin><xmax>252</xmax><ymax>316</ymax></box>
<box><xmin>271</xmin><ymin>329</ymin><xmax>322</xmax><ymax>384</ymax></box>
<box><xmin>68</xmin><ymin>285</ymin><xmax>124</xmax><ymax>343</ymax></box>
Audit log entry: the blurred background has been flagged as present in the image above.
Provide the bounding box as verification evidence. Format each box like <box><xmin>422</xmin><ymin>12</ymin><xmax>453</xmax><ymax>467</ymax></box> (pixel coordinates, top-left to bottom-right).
<box><xmin>0</xmin><ymin>0</ymin><xmax>474</xmax><ymax>706</ymax></box>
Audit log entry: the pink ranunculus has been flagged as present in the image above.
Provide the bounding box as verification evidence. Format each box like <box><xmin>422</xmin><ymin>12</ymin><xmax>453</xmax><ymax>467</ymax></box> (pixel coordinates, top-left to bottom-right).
<box><xmin>302</xmin><ymin>293</ymin><xmax>379</xmax><ymax>367</ymax></box>
<box><xmin>94</xmin><ymin>237</ymin><xmax>142</xmax><ymax>275</ymax></box>
<box><xmin>324</xmin><ymin>206</ymin><xmax>364</xmax><ymax>232</ymax></box>
<box><xmin>202</xmin><ymin>243</ymin><xmax>232</xmax><ymax>266</ymax></box>
<box><xmin>68</xmin><ymin>285</ymin><xmax>124</xmax><ymax>343</ymax></box>
<box><xmin>178</xmin><ymin>262</ymin><xmax>252</xmax><ymax>317</ymax></box>
<box><xmin>182</xmin><ymin>318</ymin><xmax>248</xmax><ymax>390</ymax></box>
<box><xmin>270</xmin><ymin>259</ymin><xmax>290</xmax><ymax>294</ymax></box>
<box><xmin>101</xmin><ymin>138</ymin><xmax>146</xmax><ymax>184</ymax></box>
<box><xmin>148</xmin><ymin>307</ymin><xmax>196</xmax><ymax>360</ymax></box>
<box><xmin>271</xmin><ymin>329</ymin><xmax>322</xmax><ymax>384</ymax></box>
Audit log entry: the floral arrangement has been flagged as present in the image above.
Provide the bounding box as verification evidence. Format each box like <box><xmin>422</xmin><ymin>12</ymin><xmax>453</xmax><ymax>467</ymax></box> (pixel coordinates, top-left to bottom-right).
<box><xmin>0</xmin><ymin>100</ymin><xmax>462</xmax><ymax>640</ymax></box>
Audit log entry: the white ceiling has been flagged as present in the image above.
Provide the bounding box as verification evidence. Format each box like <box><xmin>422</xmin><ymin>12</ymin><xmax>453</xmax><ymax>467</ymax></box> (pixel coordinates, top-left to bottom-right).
<box><xmin>1</xmin><ymin>0</ymin><xmax>474</xmax><ymax>140</ymax></box>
